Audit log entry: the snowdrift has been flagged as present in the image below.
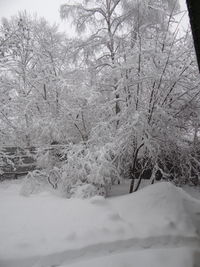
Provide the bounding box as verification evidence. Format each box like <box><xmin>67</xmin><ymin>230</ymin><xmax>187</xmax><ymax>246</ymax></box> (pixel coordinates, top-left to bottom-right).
<box><xmin>61</xmin><ymin>247</ymin><xmax>200</xmax><ymax>267</ymax></box>
<box><xmin>110</xmin><ymin>182</ymin><xmax>200</xmax><ymax>238</ymax></box>
<box><xmin>0</xmin><ymin>181</ymin><xmax>199</xmax><ymax>267</ymax></box>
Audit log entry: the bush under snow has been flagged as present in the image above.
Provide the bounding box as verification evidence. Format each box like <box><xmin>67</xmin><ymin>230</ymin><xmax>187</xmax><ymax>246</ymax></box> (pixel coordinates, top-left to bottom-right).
<box><xmin>20</xmin><ymin>143</ymin><xmax>121</xmax><ymax>198</ymax></box>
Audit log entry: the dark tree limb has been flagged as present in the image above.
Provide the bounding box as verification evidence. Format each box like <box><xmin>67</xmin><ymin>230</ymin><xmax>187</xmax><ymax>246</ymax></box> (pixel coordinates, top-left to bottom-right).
<box><xmin>186</xmin><ymin>0</ymin><xmax>200</xmax><ymax>72</ymax></box>
<box><xmin>129</xmin><ymin>142</ymin><xmax>144</xmax><ymax>193</ymax></box>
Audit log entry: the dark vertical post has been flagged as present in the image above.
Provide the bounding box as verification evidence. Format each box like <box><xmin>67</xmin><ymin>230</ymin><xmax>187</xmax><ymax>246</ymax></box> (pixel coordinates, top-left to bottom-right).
<box><xmin>186</xmin><ymin>0</ymin><xmax>200</xmax><ymax>71</ymax></box>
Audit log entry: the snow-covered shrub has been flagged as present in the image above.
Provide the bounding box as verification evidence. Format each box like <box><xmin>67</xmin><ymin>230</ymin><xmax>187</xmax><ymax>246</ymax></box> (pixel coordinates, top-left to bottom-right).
<box><xmin>106</xmin><ymin>108</ymin><xmax>200</xmax><ymax>190</ymax></box>
<box><xmin>36</xmin><ymin>149</ymin><xmax>52</xmax><ymax>170</ymax></box>
<box><xmin>36</xmin><ymin>145</ymin><xmax>65</xmax><ymax>170</ymax></box>
<box><xmin>156</xmin><ymin>143</ymin><xmax>200</xmax><ymax>187</ymax></box>
<box><xmin>20</xmin><ymin>170</ymin><xmax>50</xmax><ymax>196</ymax></box>
<box><xmin>20</xmin><ymin>166</ymin><xmax>64</xmax><ymax>196</ymax></box>
<box><xmin>48</xmin><ymin>167</ymin><xmax>62</xmax><ymax>189</ymax></box>
<box><xmin>20</xmin><ymin>143</ymin><xmax>120</xmax><ymax>198</ymax></box>
<box><xmin>59</xmin><ymin>143</ymin><xmax>120</xmax><ymax>197</ymax></box>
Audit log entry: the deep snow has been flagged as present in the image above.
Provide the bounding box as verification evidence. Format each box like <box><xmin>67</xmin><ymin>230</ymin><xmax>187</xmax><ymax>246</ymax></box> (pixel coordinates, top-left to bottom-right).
<box><xmin>61</xmin><ymin>247</ymin><xmax>200</xmax><ymax>267</ymax></box>
<box><xmin>0</xmin><ymin>180</ymin><xmax>199</xmax><ymax>267</ymax></box>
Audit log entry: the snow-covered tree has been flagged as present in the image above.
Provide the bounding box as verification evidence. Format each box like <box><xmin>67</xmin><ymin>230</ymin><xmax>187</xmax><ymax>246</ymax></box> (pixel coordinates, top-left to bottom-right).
<box><xmin>60</xmin><ymin>0</ymin><xmax>200</xmax><ymax>191</ymax></box>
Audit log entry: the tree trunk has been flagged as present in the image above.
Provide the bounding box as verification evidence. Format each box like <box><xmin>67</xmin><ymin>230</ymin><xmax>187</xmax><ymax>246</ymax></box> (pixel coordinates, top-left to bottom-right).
<box><xmin>129</xmin><ymin>143</ymin><xmax>144</xmax><ymax>193</ymax></box>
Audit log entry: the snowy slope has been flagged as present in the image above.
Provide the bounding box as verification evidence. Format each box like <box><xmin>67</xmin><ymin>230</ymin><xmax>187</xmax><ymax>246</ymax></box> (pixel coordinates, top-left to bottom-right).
<box><xmin>0</xmin><ymin>181</ymin><xmax>199</xmax><ymax>267</ymax></box>
<box><xmin>109</xmin><ymin>182</ymin><xmax>200</xmax><ymax>238</ymax></box>
<box><xmin>61</xmin><ymin>247</ymin><xmax>200</xmax><ymax>267</ymax></box>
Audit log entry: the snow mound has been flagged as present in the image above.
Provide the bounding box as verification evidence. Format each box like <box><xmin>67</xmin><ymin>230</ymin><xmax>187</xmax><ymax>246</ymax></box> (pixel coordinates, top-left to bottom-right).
<box><xmin>109</xmin><ymin>182</ymin><xmax>200</xmax><ymax>238</ymax></box>
<box><xmin>61</xmin><ymin>247</ymin><xmax>200</xmax><ymax>267</ymax></box>
<box><xmin>0</xmin><ymin>181</ymin><xmax>199</xmax><ymax>266</ymax></box>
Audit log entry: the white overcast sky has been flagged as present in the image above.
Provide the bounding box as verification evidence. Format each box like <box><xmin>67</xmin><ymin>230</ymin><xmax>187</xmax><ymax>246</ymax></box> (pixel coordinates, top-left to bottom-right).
<box><xmin>0</xmin><ymin>0</ymin><xmax>189</xmax><ymax>35</ymax></box>
<box><xmin>0</xmin><ymin>0</ymin><xmax>72</xmax><ymax>34</ymax></box>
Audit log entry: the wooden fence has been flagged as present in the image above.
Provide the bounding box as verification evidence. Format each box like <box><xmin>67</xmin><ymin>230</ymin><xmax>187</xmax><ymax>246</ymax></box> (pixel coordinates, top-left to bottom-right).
<box><xmin>0</xmin><ymin>146</ymin><xmax>37</xmax><ymax>180</ymax></box>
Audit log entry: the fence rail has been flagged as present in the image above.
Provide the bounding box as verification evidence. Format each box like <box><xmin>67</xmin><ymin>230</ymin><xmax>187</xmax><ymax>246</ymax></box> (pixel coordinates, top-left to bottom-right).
<box><xmin>0</xmin><ymin>145</ymin><xmax>68</xmax><ymax>181</ymax></box>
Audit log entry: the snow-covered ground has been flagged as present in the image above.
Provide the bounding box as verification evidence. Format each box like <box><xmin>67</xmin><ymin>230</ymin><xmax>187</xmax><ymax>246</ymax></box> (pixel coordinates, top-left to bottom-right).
<box><xmin>0</xmin><ymin>180</ymin><xmax>200</xmax><ymax>267</ymax></box>
<box><xmin>62</xmin><ymin>247</ymin><xmax>200</xmax><ymax>267</ymax></box>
